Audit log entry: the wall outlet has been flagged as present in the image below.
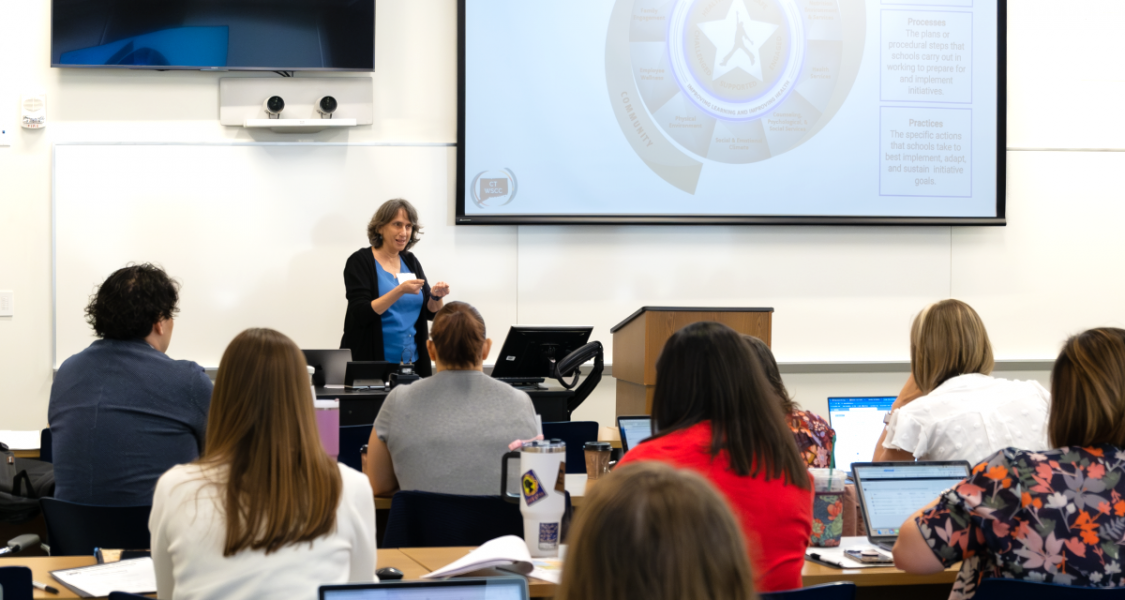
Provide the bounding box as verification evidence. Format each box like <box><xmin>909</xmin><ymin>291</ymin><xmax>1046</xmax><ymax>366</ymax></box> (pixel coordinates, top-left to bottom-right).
<box><xmin>0</xmin><ymin>123</ymin><xmax>11</xmax><ymax>147</ymax></box>
<box><xmin>0</xmin><ymin>291</ymin><xmax>13</xmax><ymax>317</ymax></box>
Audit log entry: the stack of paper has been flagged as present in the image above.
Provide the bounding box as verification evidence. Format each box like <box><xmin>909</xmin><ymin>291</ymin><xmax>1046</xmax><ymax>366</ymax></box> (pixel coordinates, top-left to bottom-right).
<box><xmin>51</xmin><ymin>557</ymin><xmax>157</xmax><ymax>598</ymax></box>
<box><xmin>421</xmin><ymin>536</ymin><xmax>534</xmax><ymax>579</ymax></box>
<box><xmin>0</xmin><ymin>430</ymin><xmax>40</xmax><ymax>450</ymax></box>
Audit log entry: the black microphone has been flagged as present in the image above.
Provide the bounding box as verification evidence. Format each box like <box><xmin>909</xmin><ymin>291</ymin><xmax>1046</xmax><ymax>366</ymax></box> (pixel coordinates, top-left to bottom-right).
<box><xmin>0</xmin><ymin>534</ymin><xmax>41</xmax><ymax>556</ymax></box>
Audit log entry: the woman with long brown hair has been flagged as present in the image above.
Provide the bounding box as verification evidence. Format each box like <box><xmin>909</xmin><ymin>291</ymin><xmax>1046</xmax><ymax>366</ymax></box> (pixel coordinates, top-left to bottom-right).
<box><xmin>616</xmin><ymin>321</ymin><xmax>812</xmax><ymax>592</ymax></box>
<box><xmin>873</xmin><ymin>299</ymin><xmax>1050</xmax><ymax>464</ymax></box>
<box><xmin>556</xmin><ymin>462</ymin><xmax>757</xmax><ymax>600</ymax></box>
<box><xmin>150</xmin><ymin>328</ymin><xmax>376</xmax><ymax>600</ymax></box>
<box><xmin>894</xmin><ymin>328</ymin><xmax>1125</xmax><ymax>598</ymax></box>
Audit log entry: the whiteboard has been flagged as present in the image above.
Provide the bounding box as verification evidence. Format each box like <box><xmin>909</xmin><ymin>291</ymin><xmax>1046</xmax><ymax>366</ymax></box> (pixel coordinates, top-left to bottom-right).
<box><xmin>54</xmin><ymin>143</ymin><xmax>1125</xmax><ymax>368</ymax></box>
<box><xmin>54</xmin><ymin>143</ymin><xmax>516</xmax><ymax>368</ymax></box>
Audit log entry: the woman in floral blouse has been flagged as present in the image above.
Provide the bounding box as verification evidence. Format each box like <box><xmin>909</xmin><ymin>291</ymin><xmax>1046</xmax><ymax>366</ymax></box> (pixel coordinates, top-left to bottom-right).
<box><xmin>893</xmin><ymin>327</ymin><xmax>1125</xmax><ymax>598</ymax></box>
<box><xmin>744</xmin><ymin>335</ymin><xmax>835</xmax><ymax>468</ymax></box>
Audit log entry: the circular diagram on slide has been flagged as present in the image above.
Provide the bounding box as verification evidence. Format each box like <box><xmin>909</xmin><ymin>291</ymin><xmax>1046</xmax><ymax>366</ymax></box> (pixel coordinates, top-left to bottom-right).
<box><xmin>606</xmin><ymin>0</ymin><xmax>865</xmax><ymax>193</ymax></box>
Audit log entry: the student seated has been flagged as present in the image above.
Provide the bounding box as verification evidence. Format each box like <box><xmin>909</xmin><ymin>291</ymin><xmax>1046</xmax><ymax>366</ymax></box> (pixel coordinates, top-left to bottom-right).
<box><xmin>365</xmin><ymin>301</ymin><xmax>539</xmax><ymax>496</ymax></box>
<box><xmin>617</xmin><ymin>321</ymin><xmax>812</xmax><ymax>592</ymax></box>
<box><xmin>556</xmin><ymin>462</ymin><xmax>756</xmax><ymax>600</ymax></box>
<box><xmin>893</xmin><ymin>327</ymin><xmax>1125</xmax><ymax>598</ymax></box>
<box><xmin>150</xmin><ymin>328</ymin><xmax>376</xmax><ymax>600</ymax></box>
<box><xmin>874</xmin><ymin>299</ymin><xmax>1050</xmax><ymax>464</ymax></box>
<box><xmin>49</xmin><ymin>263</ymin><xmax>211</xmax><ymax>505</ymax></box>
<box><xmin>745</xmin><ymin>335</ymin><xmax>835</xmax><ymax>468</ymax></box>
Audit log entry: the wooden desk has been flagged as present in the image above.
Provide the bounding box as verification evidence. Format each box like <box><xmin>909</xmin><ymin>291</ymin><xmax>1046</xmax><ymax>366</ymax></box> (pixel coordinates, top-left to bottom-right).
<box><xmin>12</xmin><ymin>449</ymin><xmax>40</xmax><ymax>459</ymax></box>
<box><xmin>0</xmin><ymin>550</ymin><xmax>427</xmax><ymax>599</ymax></box>
<box><xmin>801</xmin><ymin>559</ymin><xmax>959</xmax><ymax>587</ymax></box>
<box><xmin>374</xmin><ymin>474</ymin><xmax>596</xmax><ymax>511</ymax></box>
<box><xmin>400</xmin><ymin>547</ymin><xmax>558</xmax><ymax>598</ymax></box>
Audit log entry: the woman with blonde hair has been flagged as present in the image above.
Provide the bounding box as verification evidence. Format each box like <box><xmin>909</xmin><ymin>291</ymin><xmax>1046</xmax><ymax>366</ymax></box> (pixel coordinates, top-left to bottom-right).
<box><xmin>894</xmin><ymin>327</ymin><xmax>1125</xmax><ymax>597</ymax></box>
<box><xmin>873</xmin><ymin>299</ymin><xmax>1050</xmax><ymax>464</ymax></box>
<box><xmin>556</xmin><ymin>462</ymin><xmax>757</xmax><ymax>600</ymax></box>
<box><xmin>150</xmin><ymin>328</ymin><xmax>376</xmax><ymax>600</ymax></box>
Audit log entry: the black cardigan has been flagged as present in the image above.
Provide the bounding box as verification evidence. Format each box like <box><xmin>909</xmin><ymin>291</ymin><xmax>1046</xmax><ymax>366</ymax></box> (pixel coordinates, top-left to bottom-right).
<box><xmin>340</xmin><ymin>247</ymin><xmax>435</xmax><ymax>377</ymax></box>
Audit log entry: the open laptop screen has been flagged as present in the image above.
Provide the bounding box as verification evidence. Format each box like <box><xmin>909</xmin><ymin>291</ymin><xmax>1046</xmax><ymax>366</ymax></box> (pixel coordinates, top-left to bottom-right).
<box><xmin>618</xmin><ymin>416</ymin><xmax>653</xmax><ymax>452</ymax></box>
<box><xmin>827</xmin><ymin>396</ymin><xmax>896</xmax><ymax>472</ymax></box>
<box><xmin>321</xmin><ymin>577</ymin><xmax>527</xmax><ymax>600</ymax></box>
<box><xmin>852</xmin><ymin>462</ymin><xmax>971</xmax><ymax>539</ymax></box>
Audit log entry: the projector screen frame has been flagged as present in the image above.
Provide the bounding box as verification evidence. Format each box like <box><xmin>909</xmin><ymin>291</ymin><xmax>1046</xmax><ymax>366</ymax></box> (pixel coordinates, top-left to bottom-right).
<box><xmin>455</xmin><ymin>0</ymin><xmax>1007</xmax><ymax>226</ymax></box>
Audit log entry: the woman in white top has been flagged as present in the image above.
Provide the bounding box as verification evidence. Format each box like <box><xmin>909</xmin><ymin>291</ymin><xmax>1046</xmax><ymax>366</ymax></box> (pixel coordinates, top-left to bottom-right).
<box><xmin>873</xmin><ymin>299</ymin><xmax>1050</xmax><ymax>464</ymax></box>
<box><xmin>150</xmin><ymin>328</ymin><xmax>376</xmax><ymax>600</ymax></box>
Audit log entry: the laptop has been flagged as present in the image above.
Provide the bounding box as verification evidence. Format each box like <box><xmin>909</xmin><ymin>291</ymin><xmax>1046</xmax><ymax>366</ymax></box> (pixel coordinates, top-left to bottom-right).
<box><xmin>302</xmin><ymin>349</ymin><xmax>353</xmax><ymax>387</ymax></box>
<box><xmin>851</xmin><ymin>461</ymin><xmax>972</xmax><ymax>551</ymax></box>
<box><xmin>617</xmin><ymin>415</ymin><xmax>653</xmax><ymax>452</ymax></box>
<box><xmin>320</xmin><ymin>576</ymin><xmax>528</xmax><ymax>600</ymax></box>
<box><xmin>826</xmin><ymin>396</ymin><xmax>896</xmax><ymax>474</ymax></box>
<box><xmin>344</xmin><ymin>361</ymin><xmax>398</xmax><ymax>389</ymax></box>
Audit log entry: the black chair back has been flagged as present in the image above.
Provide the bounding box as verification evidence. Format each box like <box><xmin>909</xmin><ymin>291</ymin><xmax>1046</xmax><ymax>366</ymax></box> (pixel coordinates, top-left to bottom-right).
<box><xmin>0</xmin><ymin>565</ymin><xmax>33</xmax><ymax>600</ymax></box>
<box><xmin>541</xmin><ymin>421</ymin><xmax>599</xmax><ymax>474</ymax></box>
<box><xmin>381</xmin><ymin>491</ymin><xmax>523</xmax><ymax>548</ymax></box>
<box><xmin>39</xmin><ymin>498</ymin><xmax>151</xmax><ymax>555</ymax></box>
<box><xmin>109</xmin><ymin>593</ymin><xmax>151</xmax><ymax>600</ymax></box>
<box><xmin>39</xmin><ymin>428</ymin><xmax>52</xmax><ymax>464</ymax></box>
<box><xmin>339</xmin><ymin>424</ymin><xmax>374</xmax><ymax>473</ymax></box>
<box><xmin>974</xmin><ymin>578</ymin><xmax>1125</xmax><ymax>599</ymax></box>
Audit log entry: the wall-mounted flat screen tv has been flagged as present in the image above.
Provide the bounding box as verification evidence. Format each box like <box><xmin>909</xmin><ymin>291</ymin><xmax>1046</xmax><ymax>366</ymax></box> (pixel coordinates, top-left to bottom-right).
<box><xmin>52</xmin><ymin>0</ymin><xmax>375</xmax><ymax>70</ymax></box>
<box><xmin>457</xmin><ymin>0</ymin><xmax>1006</xmax><ymax>225</ymax></box>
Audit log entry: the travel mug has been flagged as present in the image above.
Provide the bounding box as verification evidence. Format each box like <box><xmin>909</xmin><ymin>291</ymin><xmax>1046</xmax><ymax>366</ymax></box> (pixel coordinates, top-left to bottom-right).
<box><xmin>583</xmin><ymin>441</ymin><xmax>611</xmax><ymax>480</ymax></box>
<box><xmin>501</xmin><ymin>439</ymin><xmax>567</xmax><ymax>557</ymax></box>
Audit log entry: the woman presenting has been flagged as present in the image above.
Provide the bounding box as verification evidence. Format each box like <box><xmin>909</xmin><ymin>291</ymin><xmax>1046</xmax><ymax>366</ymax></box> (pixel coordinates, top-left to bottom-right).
<box><xmin>341</xmin><ymin>199</ymin><xmax>449</xmax><ymax>377</ymax></box>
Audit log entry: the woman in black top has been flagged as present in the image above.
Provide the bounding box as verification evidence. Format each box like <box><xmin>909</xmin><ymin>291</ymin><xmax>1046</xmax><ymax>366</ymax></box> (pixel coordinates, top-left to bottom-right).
<box><xmin>341</xmin><ymin>199</ymin><xmax>449</xmax><ymax>376</ymax></box>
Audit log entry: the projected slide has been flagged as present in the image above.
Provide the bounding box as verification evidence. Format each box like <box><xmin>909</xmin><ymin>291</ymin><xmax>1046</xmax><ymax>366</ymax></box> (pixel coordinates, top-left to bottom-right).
<box><xmin>459</xmin><ymin>0</ymin><xmax>1001</xmax><ymax>222</ymax></box>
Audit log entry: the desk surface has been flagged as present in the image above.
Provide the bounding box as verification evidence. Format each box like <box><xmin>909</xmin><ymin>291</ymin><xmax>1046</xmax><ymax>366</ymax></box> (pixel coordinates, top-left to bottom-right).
<box><xmin>12</xmin><ymin>449</ymin><xmax>40</xmax><ymax>459</ymax></box>
<box><xmin>0</xmin><ymin>550</ymin><xmax>428</xmax><ymax>599</ymax></box>
<box><xmin>0</xmin><ymin>549</ymin><xmax>958</xmax><ymax>598</ymax></box>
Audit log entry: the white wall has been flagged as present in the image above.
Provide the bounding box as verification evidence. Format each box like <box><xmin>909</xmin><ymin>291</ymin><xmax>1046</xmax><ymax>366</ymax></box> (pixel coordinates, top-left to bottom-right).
<box><xmin>0</xmin><ymin>0</ymin><xmax>1115</xmax><ymax>430</ymax></box>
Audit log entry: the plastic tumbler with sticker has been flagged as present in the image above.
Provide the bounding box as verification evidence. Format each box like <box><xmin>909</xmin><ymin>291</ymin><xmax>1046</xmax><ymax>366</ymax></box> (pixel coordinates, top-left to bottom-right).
<box><xmin>500</xmin><ymin>439</ymin><xmax>567</xmax><ymax>557</ymax></box>
<box><xmin>808</xmin><ymin>468</ymin><xmax>848</xmax><ymax>547</ymax></box>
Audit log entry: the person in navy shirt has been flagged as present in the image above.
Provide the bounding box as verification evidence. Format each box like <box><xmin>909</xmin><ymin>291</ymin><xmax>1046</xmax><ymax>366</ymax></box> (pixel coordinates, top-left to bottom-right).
<box><xmin>49</xmin><ymin>263</ymin><xmax>211</xmax><ymax>506</ymax></box>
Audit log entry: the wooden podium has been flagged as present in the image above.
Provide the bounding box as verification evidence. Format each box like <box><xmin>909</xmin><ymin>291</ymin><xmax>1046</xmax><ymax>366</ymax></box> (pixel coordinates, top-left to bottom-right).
<box><xmin>610</xmin><ymin>307</ymin><xmax>773</xmax><ymax>416</ymax></box>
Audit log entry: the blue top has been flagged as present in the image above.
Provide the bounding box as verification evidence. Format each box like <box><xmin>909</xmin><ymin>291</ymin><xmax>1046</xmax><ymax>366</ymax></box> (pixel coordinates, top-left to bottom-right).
<box><xmin>48</xmin><ymin>338</ymin><xmax>212</xmax><ymax>505</ymax></box>
<box><xmin>375</xmin><ymin>260</ymin><xmax>423</xmax><ymax>364</ymax></box>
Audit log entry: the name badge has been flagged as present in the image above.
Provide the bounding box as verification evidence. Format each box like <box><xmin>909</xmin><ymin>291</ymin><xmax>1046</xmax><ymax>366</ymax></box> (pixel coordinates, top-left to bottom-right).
<box><xmin>396</xmin><ymin>272</ymin><xmax>416</xmax><ymax>285</ymax></box>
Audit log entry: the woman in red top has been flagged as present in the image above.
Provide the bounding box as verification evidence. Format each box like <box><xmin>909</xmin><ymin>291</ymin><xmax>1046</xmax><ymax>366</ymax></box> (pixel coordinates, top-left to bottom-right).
<box><xmin>617</xmin><ymin>322</ymin><xmax>813</xmax><ymax>592</ymax></box>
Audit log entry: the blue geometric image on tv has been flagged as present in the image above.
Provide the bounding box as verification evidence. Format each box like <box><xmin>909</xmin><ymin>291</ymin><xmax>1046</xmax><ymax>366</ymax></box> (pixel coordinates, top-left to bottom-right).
<box><xmin>60</xmin><ymin>26</ymin><xmax>228</xmax><ymax>67</ymax></box>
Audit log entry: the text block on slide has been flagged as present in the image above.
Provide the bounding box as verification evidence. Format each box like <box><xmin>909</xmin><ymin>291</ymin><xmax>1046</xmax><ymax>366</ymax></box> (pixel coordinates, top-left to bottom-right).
<box><xmin>880</xmin><ymin>106</ymin><xmax>971</xmax><ymax>197</ymax></box>
<box><xmin>881</xmin><ymin>10</ymin><xmax>972</xmax><ymax>103</ymax></box>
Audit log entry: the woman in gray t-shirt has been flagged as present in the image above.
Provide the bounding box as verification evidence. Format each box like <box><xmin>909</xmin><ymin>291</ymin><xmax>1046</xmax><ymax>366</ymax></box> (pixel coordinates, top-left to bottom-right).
<box><xmin>364</xmin><ymin>301</ymin><xmax>539</xmax><ymax>496</ymax></box>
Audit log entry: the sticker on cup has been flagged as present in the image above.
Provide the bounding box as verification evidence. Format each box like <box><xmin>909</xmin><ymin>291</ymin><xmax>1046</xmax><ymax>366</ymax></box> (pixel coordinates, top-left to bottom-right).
<box><xmin>522</xmin><ymin>470</ymin><xmax>547</xmax><ymax>505</ymax></box>
<box><xmin>539</xmin><ymin>522</ymin><xmax>560</xmax><ymax>551</ymax></box>
<box><xmin>554</xmin><ymin>462</ymin><xmax>566</xmax><ymax>493</ymax></box>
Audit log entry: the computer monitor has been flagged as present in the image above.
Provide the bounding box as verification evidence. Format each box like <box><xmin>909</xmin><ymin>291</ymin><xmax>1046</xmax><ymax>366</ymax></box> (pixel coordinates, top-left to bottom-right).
<box><xmin>490</xmin><ymin>325</ymin><xmax>594</xmax><ymax>379</ymax></box>
<box><xmin>321</xmin><ymin>577</ymin><xmax>528</xmax><ymax>600</ymax></box>
<box><xmin>827</xmin><ymin>396</ymin><xmax>896</xmax><ymax>473</ymax></box>
<box><xmin>617</xmin><ymin>415</ymin><xmax>653</xmax><ymax>452</ymax></box>
<box><xmin>302</xmin><ymin>349</ymin><xmax>352</xmax><ymax>386</ymax></box>
<box><xmin>851</xmin><ymin>461</ymin><xmax>971</xmax><ymax>550</ymax></box>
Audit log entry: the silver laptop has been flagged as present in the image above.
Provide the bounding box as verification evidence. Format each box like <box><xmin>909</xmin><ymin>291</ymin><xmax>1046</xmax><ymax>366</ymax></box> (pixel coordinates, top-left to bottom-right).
<box><xmin>852</xmin><ymin>461</ymin><xmax>971</xmax><ymax>551</ymax></box>
<box><xmin>321</xmin><ymin>577</ymin><xmax>528</xmax><ymax>600</ymax></box>
<box><xmin>302</xmin><ymin>349</ymin><xmax>353</xmax><ymax>386</ymax></box>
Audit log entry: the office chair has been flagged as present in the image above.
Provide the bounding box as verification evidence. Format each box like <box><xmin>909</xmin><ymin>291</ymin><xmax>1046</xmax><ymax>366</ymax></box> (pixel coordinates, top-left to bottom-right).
<box><xmin>541</xmin><ymin>421</ymin><xmax>599</xmax><ymax>474</ymax></box>
<box><xmin>339</xmin><ymin>424</ymin><xmax>374</xmax><ymax>474</ymax></box>
<box><xmin>39</xmin><ymin>498</ymin><xmax>151</xmax><ymax>556</ymax></box>
<box><xmin>974</xmin><ymin>578</ymin><xmax>1125</xmax><ymax>599</ymax></box>
<box><xmin>760</xmin><ymin>582</ymin><xmax>856</xmax><ymax>600</ymax></box>
<box><xmin>0</xmin><ymin>566</ymin><xmax>33</xmax><ymax>600</ymax></box>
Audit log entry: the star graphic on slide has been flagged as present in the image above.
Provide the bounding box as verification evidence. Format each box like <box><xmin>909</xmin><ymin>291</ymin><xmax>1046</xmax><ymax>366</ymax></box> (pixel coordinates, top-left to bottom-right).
<box><xmin>698</xmin><ymin>1</ymin><xmax>779</xmax><ymax>82</ymax></box>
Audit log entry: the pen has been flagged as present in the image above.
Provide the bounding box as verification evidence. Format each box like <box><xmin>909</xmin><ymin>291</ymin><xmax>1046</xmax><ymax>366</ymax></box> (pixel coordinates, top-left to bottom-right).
<box><xmin>33</xmin><ymin>580</ymin><xmax>60</xmax><ymax>594</ymax></box>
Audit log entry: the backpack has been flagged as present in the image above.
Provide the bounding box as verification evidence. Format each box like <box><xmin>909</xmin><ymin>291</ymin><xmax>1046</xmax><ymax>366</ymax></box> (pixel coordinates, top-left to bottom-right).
<box><xmin>0</xmin><ymin>442</ymin><xmax>55</xmax><ymax>523</ymax></box>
